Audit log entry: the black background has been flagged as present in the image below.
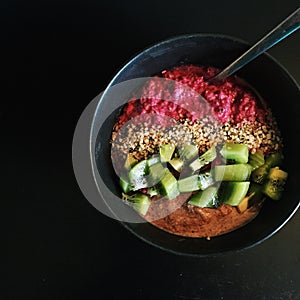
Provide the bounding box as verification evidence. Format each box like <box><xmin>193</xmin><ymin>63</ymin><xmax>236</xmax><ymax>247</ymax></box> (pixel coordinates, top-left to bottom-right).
<box><xmin>4</xmin><ymin>1</ymin><xmax>300</xmax><ymax>299</ymax></box>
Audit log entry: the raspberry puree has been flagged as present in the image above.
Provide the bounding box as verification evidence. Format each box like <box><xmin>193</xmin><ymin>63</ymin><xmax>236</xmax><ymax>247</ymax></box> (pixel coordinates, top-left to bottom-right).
<box><xmin>116</xmin><ymin>65</ymin><xmax>266</xmax><ymax>127</ymax></box>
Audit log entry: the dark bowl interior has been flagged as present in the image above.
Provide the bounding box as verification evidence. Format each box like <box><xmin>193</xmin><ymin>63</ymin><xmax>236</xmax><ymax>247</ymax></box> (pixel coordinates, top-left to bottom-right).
<box><xmin>91</xmin><ymin>34</ymin><xmax>300</xmax><ymax>256</ymax></box>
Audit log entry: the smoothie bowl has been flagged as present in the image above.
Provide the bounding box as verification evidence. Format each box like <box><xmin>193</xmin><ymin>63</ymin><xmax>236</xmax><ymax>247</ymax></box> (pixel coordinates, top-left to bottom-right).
<box><xmin>90</xmin><ymin>34</ymin><xmax>300</xmax><ymax>256</ymax></box>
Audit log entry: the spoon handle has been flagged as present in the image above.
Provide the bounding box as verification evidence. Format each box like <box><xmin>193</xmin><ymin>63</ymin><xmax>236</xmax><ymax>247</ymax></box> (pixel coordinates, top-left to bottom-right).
<box><xmin>212</xmin><ymin>7</ymin><xmax>300</xmax><ymax>81</ymax></box>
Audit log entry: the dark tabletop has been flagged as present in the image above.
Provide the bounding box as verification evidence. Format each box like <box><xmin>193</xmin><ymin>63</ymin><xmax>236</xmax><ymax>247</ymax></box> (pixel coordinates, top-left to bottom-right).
<box><xmin>5</xmin><ymin>1</ymin><xmax>300</xmax><ymax>299</ymax></box>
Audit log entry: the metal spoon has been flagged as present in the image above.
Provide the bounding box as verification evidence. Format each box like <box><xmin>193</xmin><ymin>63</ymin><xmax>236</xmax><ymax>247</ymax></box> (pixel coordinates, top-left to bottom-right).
<box><xmin>210</xmin><ymin>7</ymin><xmax>300</xmax><ymax>83</ymax></box>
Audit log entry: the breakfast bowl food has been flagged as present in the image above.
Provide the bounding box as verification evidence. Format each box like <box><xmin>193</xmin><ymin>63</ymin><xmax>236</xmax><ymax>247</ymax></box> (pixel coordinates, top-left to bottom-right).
<box><xmin>90</xmin><ymin>34</ymin><xmax>300</xmax><ymax>256</ymax></box>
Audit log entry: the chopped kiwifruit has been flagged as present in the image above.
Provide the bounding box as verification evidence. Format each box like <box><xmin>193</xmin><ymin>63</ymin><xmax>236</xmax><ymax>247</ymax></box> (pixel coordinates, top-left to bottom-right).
<box><xmin>147</xmin><ymin>187</ymin><xmax>159</xmax><ymax>197</ymax></box>
<box><xmin>262</xmin><ymin>167</ymin><xmax>288</xmax><ymax>200</ymax></box>
<box><xmin>160</xmin><ymin>143</ymin><xmax>175</xmax><ymax>162</ymax></box>
<box><xmin>220</xmin><ymin>143</ymin><xmax>249</xmax><ymax>164</ymax></box>
<box><xmin>178</xmin><ymin>144</ymin><xmax>199</xmax><ymax>162</ymax></box>
<box><xmin>189</xmin><ymin>146</ymin><xmax>217</xmax><ymax>172</ymax></box>
<box><xmin>122</xmin><ymin>193</ymin><xmax>150</xmax><ymax>215</ymax></box>
<box><xmin>213</xmin><ymin>164</ymin><xmax>252</xmax><ymax>181</ymax></box>
<box><xmin>169</xmin><ymin>157</ymin><xmax>184</xmax><ymax>172</ymax></box>
<box><xmin>251</xmin><ymin>152</ymin><xmax>284</xmax><ymax>184</ymax></box>
<box><xmin>262</xmin><ymin>180</ymin><xmax>284</xmax><ymax>201</ymax></box>
<box><xmin>128</xmin><ymin>157</ymin><xmax>166</xmax><ymax>190</ymax></box>
<box><xmin>198</xmin><ymin>171</ymin><xmax>214</xmax><ymax>190</ymax></box>
<box><xmin>268</xmin><ymin>167</ymin><xmax>288</xmax><ymax>181</ymax></box>
<box><xmin>128</xmin><ymin>159</ymin><xmax>148</xmax><ymax>190</ymax></box>
<box><xmin>249</xmin><ymin>150</ymin><xmax>265</xmax><ymax>170</ymax></box>
<box><xmin>251</xmin><ymin>165</ymin><xmax>269</xmax><ymax>184</ymax></box>
<box><xmin>147</xmin><ymin>155</ymin><xmax>160</xmax><ymax>167</ymax></box>
<box><xmin>120</xmin><ymin>177</ymin><xmax>132</xmax><ymax>193</ymax></box>
<box><xmin>178</xmin><ymin>175</ymin><xmax>200</xmax><ymax>193</ymax></box>
<box><xmin>220</xmin><ymin>181</ymin><xmax>250</xmax><ymax>206</ymax></box>
<box><xmin>159</xmin><ymin>169</ymin><xmax>180</xmax><ymax>200</ymax></box>
<box><xmin>124</xmin><ymin>153</ymin><xmax>138</xmax><ymax>170</ymax></box>
<box><xmin>188</xmin><ymin>186</ymin><xmax>219</xmax><ymax>208</ymax></box>
<box><xmin>148</xmin><ymin>162</ymin><xmax>167</xmax><ymax>186</ymax></box>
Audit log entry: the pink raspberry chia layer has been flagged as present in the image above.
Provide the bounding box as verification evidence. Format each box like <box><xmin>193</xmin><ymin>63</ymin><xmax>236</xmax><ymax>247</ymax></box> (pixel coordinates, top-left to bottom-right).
<box><xmin>115</xmin><ymin>65</ymin><xmax>266</xmax><ymax>129</ymax></box>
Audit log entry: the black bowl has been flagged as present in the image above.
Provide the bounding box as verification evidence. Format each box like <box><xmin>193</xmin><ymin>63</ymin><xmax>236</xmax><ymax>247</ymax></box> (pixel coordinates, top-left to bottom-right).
<box><xmin>90</xmin><ymin>33</ymin><xmax>300</xmax><ymax>256</ymax></box>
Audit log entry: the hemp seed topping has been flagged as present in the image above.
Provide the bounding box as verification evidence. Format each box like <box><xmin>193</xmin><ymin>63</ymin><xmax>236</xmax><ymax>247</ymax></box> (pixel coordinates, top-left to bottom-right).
<box><xmin>111</xmin><ymin>109</ymin><xmax>282</xmax><ymax>162</ymax></box>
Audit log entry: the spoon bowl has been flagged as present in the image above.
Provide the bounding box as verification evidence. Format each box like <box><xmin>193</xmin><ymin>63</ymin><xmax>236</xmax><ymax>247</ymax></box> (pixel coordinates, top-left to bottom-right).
<box><xmin>91</xmin><ymin>33</ymin><xmax>300</xmax><ymax>256</ymax></box>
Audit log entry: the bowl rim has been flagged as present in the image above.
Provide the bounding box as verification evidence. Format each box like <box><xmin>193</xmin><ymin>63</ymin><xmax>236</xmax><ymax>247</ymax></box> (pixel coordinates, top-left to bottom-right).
<box><xmin>89</xmin><ymin>33</ymin><xmax>300</xmax><ymax>257</ymax></box>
